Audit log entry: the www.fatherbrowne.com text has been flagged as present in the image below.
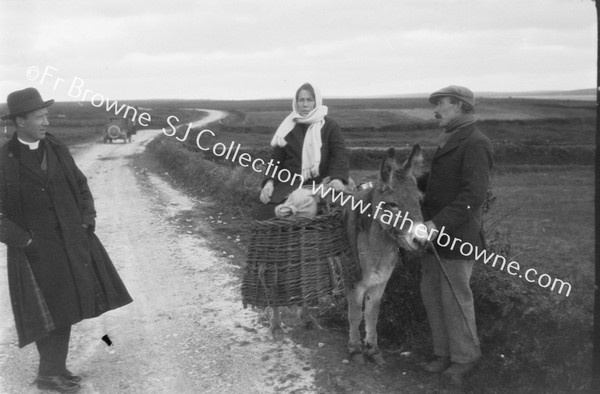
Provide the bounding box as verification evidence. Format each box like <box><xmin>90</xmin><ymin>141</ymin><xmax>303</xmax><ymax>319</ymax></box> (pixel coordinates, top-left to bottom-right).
<box><xmin>173</xmin><ymin>123</ymin><xmax>572</xmax><ymax>297</ymax></box>
<box><xmin>312</xmin><ymin>183</ymin><xmax>572</xmax><ymax>297</ymax></box>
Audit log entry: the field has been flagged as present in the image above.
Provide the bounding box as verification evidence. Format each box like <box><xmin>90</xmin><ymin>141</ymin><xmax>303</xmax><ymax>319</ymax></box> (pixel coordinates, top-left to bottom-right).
<box><xmin>146</xmin><ymin>96</ymin><xmax>595</xmax><ymax>172</ymax></box>
<box><xmin>1</xmin><ymin>95</ymin><xmax>595</xmax><ymax>392</ymax></box>
<box><xmin>2</xmin><ymin>95</ymin><xmax>594</xmax><ymax>153</ymax></box>
<box><xmin>150</xmin><ymin>96</ymin><xmax>595</xmax><ymax>153</ymax></box>
<box><xmin>0</xmin><ymin>100</ymin><xmax>208</xmax><ymax>148</ymax></box>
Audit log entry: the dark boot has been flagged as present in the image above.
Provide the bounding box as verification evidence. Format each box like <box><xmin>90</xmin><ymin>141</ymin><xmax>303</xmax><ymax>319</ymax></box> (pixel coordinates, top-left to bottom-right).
<box><xmin>36</xmin><ymin>375</ymin><xmax>80</xmax><ymax>393</ymax></box>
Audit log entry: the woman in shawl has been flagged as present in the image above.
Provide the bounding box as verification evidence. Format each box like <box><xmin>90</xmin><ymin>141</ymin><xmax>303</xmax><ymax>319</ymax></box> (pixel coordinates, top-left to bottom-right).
<box><xmin>253</xmin><ymin>82</ymin><xmax>350</xmax><ymax>220</ymax></box>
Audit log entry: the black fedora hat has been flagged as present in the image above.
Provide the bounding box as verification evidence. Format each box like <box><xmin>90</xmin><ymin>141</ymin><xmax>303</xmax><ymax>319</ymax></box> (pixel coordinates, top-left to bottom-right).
<box><xmin>1</xmin><ymin>87</ymin><xmax>54</xmax><ymax>120</ymax></box>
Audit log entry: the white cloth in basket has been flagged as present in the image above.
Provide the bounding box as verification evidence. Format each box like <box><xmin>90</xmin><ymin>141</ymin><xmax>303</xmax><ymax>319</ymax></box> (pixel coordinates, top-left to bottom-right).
<box><xmin>274</xmin><ymin>188</ymin><xmax>318</xmax><ymax>218</ymax></box>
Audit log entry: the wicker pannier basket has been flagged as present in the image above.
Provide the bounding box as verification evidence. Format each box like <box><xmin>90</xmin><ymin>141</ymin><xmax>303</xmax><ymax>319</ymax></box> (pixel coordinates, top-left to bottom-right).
<box><xmin>242</xmin><ymin>208</ymin><xmax>356</xmax><ymax>308</ymax></box>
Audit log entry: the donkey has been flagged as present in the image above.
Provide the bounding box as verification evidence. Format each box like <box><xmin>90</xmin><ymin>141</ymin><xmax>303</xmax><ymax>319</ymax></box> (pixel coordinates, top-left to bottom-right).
<box><xmin>344</xmin><ymin>144</ymin><xmax>428</xmax><ymax>364</ymax></box>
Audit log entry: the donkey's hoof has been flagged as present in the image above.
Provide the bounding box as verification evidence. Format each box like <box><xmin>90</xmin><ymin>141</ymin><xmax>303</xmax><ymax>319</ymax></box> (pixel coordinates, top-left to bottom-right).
<box><xmin>271</xmin><ymin>327</ymin><xmax>284</xmax><ymax>341</ymax></box>
<box><xmin>365</xmin><ymin>345</ymin><xmax>385</xmax><ymax>365</ymax></box>
<box><xmin>304</xmin><ymin>319</ymin><xmax>323</xmax><ymax>330</ymax></box>
<box><xmin>350</xmin><ymin>348</ymin><xmax>365</xmax><ymax>364</ymax></box>
<box><xmin>370</xmin><ymin>353</ymin><xmax>386</xmax><ymax>365</ymax></box>
<box><xmin>350</xmin><ymin>352</ymin><xmax>365</xmax><ymax>364</ymax></box>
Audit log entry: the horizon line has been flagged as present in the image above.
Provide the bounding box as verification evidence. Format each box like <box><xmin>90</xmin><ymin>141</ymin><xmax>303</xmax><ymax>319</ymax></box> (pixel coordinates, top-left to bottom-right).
<box><xmin>0</xmin><ymin>87</ymin><xmax>595</xmax><ymax>105</ymax></box>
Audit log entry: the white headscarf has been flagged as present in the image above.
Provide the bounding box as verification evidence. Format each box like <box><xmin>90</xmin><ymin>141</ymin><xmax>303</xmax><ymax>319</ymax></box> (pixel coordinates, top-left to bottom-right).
<box><xmin>270</xmin><ymin>83</ymin><xmax>328</xmax><ymax>180</ymax></box>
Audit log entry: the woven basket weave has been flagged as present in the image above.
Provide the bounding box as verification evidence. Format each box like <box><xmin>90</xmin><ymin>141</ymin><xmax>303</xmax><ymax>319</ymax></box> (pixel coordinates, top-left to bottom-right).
<box><xmin>242</xmin><ymin>208</ymin><xmax>356</xmax><ymax>308</ymax></box>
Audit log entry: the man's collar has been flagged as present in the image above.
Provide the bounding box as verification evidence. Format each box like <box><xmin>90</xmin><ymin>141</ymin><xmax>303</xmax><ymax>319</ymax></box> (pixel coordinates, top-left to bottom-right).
<box><xmin>17</xmin><ymin>136</ymin><xmax>40</xmax><ymax>150</ymax></box>
<box><xmin>442</xmin><ymin>114</ymin><xmax>477</xmax><ymax>134</ymax></box>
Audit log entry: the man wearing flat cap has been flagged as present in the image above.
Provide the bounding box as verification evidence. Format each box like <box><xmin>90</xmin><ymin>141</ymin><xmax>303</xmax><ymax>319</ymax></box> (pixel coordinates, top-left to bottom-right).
<box><xmin>418</xmin><ymin>85</ymin><xmax>494</xmax><ymax>385</ymax></box>
<box><xmin>0</xmin><ymin>88</ymin><xmax>132</xmax><ymax>392</ymax></box>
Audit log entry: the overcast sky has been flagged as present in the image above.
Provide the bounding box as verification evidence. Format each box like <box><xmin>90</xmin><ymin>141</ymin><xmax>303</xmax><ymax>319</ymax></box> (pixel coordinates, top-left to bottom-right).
<box><xmin>0</xmin><ymin>0</ymin><xmax>596</xmax><ymax>101</ymax></box>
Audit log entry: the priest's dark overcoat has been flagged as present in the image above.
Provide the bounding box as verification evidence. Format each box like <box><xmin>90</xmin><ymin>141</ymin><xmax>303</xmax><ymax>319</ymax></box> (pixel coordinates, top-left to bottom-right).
<box><xmin>0</xmin><ymin>133</ymin><xmax>132</xmax><ymax>347</ymax></box>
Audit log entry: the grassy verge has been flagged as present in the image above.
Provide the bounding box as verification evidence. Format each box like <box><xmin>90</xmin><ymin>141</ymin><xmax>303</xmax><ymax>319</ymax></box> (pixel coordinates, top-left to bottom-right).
<box><xmin>146</xmin><ymin>133</ymin><xmax>593</xmax><ymax>393</ymax></box>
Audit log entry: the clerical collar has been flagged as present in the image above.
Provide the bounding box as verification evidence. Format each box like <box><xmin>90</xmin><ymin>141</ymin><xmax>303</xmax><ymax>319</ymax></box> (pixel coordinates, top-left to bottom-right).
<box><xmin>17</xmin><ymin>137</ymin><xmax>40</xmax><ymax>150</ymax></box>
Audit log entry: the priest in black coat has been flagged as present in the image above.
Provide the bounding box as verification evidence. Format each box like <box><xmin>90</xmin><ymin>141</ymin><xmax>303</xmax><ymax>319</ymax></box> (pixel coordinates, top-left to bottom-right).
<box><xmin>0</xmin><ymin>88</ymin><xmax>132</xmax><ymax>393</ymax></box>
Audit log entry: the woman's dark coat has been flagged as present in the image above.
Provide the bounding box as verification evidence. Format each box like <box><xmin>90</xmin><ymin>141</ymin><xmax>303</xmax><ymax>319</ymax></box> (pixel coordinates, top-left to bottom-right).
<box><xmin>0</xmin><ymin>133</ymin><xmax>132</xmax><ymax>347</ymax></box>
<box><xmin>265</xmin><ymin>116</ymin><xmax>349</xmax><ymax>203</ymax></box>
<box><xmin>253</xmin><ymin>116</ymin><xmax>349</xmax><ymax>220</ymax></box>
<box><xmin>419</xmin><ymin>124</ymin><xmax>494</xmax><ymax>260</ymax></box>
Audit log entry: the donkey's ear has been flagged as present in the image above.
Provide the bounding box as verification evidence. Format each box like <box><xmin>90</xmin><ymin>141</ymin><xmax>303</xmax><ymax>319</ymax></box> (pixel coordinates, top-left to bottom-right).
<box><xmin>378</xmin><ymin>147</ymin><xmax>397</xmax><ymax>188</ymax></box>
<box><xmin>403</xmin><ymin>144</ymin><xmax>426</xmax><ymax>179</ymax></box>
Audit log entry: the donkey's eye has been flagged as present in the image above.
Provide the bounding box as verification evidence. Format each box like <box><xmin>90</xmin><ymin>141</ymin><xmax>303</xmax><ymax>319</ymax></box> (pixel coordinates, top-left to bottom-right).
<box><xmin>385</xmin><ymin>202</ymin><xmax>399</xmax><ymax>209</ymax></box>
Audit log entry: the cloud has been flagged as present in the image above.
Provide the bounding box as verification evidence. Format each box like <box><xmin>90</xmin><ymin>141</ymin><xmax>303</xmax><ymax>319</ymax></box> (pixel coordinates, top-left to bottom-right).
<box><xmin>0</xmin><ymin>0</ymin><xmax>595</xmax><ymax>100</ymax></box>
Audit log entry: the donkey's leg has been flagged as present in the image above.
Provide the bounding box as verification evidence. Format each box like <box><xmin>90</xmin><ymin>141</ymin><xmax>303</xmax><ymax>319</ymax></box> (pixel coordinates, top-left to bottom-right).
<box><xmin>347</xmin><ymin>283</ymin><xmax>367</xmax><ymax>364</ymax></box>
<box><xmin>269</xmin><ymin>306</ymin><xmax>284</xmax><ymax>340</ymax></box>
<box><xmin>297</xmin><ymin>303</ymin><xmax>323</xmax><ymax>330</ymax></box>
<box><xmin>364</xmin><ymin>283</ymin><xmax>387</xmax><ymax>365</ymax></box>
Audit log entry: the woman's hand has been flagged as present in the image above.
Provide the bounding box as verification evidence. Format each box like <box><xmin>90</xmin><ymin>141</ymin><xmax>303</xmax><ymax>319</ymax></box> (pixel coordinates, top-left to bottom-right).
<box><xmin>260</xmin><ymin>180</ymin><xmax>275</xmax><ymax>204</ymax></box>
<box><xmin>82</xmin><ymin>223</ymin><xmax>95</xmax><ymax>234</ymax></box>
<box><xmin>328</xmin><ymin>179</ymin><xmax>344</xmax><ymax>192</ymax></box>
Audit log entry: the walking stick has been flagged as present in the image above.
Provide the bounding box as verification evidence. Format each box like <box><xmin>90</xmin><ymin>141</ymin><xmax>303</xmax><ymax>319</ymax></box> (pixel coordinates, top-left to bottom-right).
<box><xmin>427</xmin><ymin>240</ymin><xmax>480</xmax><ymax>347</ymax></box>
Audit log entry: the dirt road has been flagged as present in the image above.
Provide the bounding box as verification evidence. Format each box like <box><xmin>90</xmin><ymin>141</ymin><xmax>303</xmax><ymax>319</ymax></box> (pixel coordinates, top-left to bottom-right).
<box><xmin>0</xmin><ymin>111</ymin><xmax>317</xmax><ymax>393</ymax></box>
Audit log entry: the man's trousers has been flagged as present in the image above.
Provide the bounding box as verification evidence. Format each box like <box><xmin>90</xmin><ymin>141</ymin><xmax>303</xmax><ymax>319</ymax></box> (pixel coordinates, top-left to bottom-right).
<box><xmin>35</xmin><ymin>325</ymin><xmax>72</xmax><ymax>376</ymax></box>
<box><xmin>420</xmin><ymin>254</ymin><xmax>481</xmax><ymax>363</ymax></box>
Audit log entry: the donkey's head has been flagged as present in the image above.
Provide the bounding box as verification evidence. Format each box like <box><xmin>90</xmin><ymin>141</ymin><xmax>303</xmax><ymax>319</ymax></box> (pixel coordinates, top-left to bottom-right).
<box><xmin>371</xmin><ymin>144</ymin><xmax>428</xmax><ymax>251</ymax></box>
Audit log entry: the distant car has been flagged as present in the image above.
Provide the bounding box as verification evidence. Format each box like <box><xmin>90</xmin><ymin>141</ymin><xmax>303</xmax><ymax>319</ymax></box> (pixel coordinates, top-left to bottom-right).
<box><xmin>103</xmin><ymin>117</ymin><xmax>134</xmax><ymax>143</ymax></box>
